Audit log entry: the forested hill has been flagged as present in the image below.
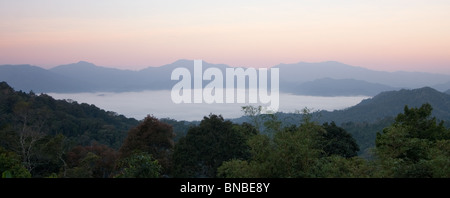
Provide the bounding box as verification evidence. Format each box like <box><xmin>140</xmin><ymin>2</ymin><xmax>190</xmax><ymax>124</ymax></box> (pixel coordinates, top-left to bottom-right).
<box><xmin>0</xmin><ymin>81</ymin><xmax>139</xmax><ymax>149</ymax></box>
<box><xmin>232</xmin><ymin>87</ymin><xmax>450</xmax><ymax>126</ymax></box>
<box><xmin>311</xmin><ymin>87</ymin><xmax>450</xmax><ymax>157</ymax></box>
<box><xmin>231</xmin><ymin>87</ymin><xmax>450</xmax><ymax>158</ymax></box>
<box><xmin>317</xmin><ymin>87</ymin><xmax>450</xmax><ymax>124</ymax></box>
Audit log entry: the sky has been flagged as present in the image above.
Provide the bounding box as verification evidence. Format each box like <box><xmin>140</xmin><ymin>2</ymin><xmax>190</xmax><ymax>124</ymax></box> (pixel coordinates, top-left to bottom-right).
<box><xmin>1</xmin><ymin>0</ymin><xmax>450</xmax><ymax>74</ymax></box>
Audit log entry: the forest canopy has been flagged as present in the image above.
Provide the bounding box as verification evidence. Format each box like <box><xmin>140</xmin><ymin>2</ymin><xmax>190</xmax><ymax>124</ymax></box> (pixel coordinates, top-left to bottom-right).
<box><xmin>1</xmin><ymin>82</ymin><xmax>450</xmax><ymax>178</ymax></box>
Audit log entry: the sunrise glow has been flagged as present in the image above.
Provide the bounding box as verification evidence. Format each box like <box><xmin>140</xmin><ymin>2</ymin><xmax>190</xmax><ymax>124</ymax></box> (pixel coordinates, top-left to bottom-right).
<box><xmin>1</xmin><ymin>0</ymin><xmax>450</xmax><ymax>73</ymax></box>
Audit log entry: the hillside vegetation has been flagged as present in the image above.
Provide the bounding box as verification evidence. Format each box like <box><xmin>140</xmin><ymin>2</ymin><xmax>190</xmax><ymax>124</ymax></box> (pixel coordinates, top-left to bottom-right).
<box><xmin>1</xmin><ymin>82</ymin><xmax>450</xmax><ymax>178</ymax></box>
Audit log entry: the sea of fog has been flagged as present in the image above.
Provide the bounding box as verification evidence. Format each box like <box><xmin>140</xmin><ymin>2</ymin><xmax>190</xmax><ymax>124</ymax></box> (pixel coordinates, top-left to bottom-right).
<box><xmin>48</xmin><ymin>90</ymin><xmax>370</xmax><ymax>121</ymax></box>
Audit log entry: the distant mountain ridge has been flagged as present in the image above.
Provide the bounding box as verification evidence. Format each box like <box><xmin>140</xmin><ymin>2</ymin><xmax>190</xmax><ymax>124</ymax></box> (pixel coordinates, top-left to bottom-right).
<box><xmin>317</xmin><ymin>87</ymin><xmax>450</xmax><ymax>124</ymax></box>
<box><xmin>284</xmin><ymin>78</ymin><xmax>396</xmax><ymax>96</ymax></box>
<box><xmin>0</xmin><ymin>64</ymin><xmax>89</xmax><ymax>93</ymax></box>
<box><xmin>50</xmin><ymin>61</ymin><xmax>146</xmax><ymax>92</ymax></box>
<box><xmin>1</xmin><ymin>60</ymin><xmax>449</xmax><ymax>96</ymax></box>
<box><xmin>232</xmin><ymin>86</ymin><xmax>450</xmax><ymax>125</ymax></box>
<box><xmin>274</xmin><ymin>61</ymin><xmax>450</xmax><ymax>89</ymax></box>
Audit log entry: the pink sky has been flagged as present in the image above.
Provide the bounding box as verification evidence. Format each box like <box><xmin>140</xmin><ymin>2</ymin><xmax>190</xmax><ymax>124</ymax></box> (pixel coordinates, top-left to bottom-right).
<box><xmin>1</xmin><ymin>0</ymin><xmax>450</xmax><ymax>74</ymax></box>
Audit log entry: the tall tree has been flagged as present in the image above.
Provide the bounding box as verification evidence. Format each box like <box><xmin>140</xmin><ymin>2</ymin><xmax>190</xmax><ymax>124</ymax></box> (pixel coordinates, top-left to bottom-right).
<box><xmin>65</xmin><ymin>143</ymin><xmax>118</xmax><ymax>178</ymax></box>
<box><xmin>218</xmin><ymin>108</ymin><xmax>366</xmax><ymax>178</ymax></box>
<box><xmin>119</xmin><ymin>115</ymin><xmax>175</xmax><ymax>175</ymax></box>
<box><xmin>0</xmin><ymin>146</ymin><xmax>31</xmax><ymax>178</ymax></box>
<box><xmin>218</xmin><ymin>110</ymin><xmax>326</xmax><ymax>178</ymax></box>
<box><xmin>241</xmin><ymin>105</ymin><xmax>264</xmax><ymax>132</ymax></box>
<box><xmin>322</xmin><ymin>122</ymin><xmax>360</xmax><ymax>158</ymax></box>
<box><xmin>114</xmin><ymin>152</ymin><xmax>161</xmax><ymax>178</ymax></box>
<box><xmin>13</xmin><ymin>100</ymin><xmax>46</xmax><ymax>173</ymax></box>
<box><xmin>394</xmin><ymin>103</ymin><xmax>448</xmax><ymax>140</ymax></box>
<box><xmin>374</xmin><ymin>103</ymin><xmax>450</xmax><ymax>177</ymax></box>
<box><xmin>172</xmin><ymin>114</ymin><xmax>252</xmax><ymax>178</ymax></box>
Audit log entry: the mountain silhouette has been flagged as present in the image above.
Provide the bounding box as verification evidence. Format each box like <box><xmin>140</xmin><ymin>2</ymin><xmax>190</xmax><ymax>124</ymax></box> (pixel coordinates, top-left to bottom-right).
<box><xmin>317</xmin><ymin>87</ymin><xmax>450</xmax><ymax>124</ymax></box>
<box><xmin>1</xmin><ymin>60</ymin><xmax>449</xmax><ymax>95</ymax></box>
<box><xmin>284</xmin><ymin>78</ymin><xmax>396</xmax><ymax>96</ymax></box>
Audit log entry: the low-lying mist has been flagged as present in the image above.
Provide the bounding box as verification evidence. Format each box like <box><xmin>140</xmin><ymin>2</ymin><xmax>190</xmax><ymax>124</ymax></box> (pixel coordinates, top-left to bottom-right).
<box><xmin>48</xmin><ymin>90</ymin><xmax>370</xmax><ymax>121</ymax></box>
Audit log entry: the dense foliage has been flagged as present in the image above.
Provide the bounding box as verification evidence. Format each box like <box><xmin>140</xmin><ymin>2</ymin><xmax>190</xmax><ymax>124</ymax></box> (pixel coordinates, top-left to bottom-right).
<box><xmin>119</xmin><ymin>115</ymin><xmax>175</xmax><ymax>176</ymax></box>
<box><xmin>1</xmin><ymin>81</ymin><xmax>450</xmax><ymax>178</ymax></box>
<box><xmin>218</xmin><ymin>109</ymin><xmax>367</xmax><ymax>178</ymax></box>
<box><xmin>0</xmin><ymin>82</ymin><xmax>139</xmax><ymax>150</ymax></box>
<box><xmin>172</xmin><ymin>114</ymin><xmax>256</xmax><ymax>178</ymax></box>
<box><xmin>0</xmin><ymin>82</ymin><xmax>137</xmax><ymax>177</ymax></box>
<box><xmin>373</xmin><ymin>104</ymin><xmax>450</xmax><ymax>177</ymax></box>
<box><xmin>218</xmin><ymin>104</ymin><xmax>450</xmax><ymax>178</ymax></box>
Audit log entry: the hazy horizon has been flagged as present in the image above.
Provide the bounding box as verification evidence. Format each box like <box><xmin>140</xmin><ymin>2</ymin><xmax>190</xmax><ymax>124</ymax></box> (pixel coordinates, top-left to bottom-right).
<box><xmin>1</xmin><ymin>1</ymin><xmax>450</xmax><ymax>74</ymax></box>
<box><xmin>2</xmin><ymin>59</ymin><xmax>450</xmax><ymax>76</ymax></box>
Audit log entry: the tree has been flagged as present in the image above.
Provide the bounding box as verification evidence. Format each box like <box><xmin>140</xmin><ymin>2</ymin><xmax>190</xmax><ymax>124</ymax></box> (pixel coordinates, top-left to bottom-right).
<box><xmin>394</xmin><ymin>103</ymin><xmax>448</xmax><ymax>140</ymax></box>
<box><xmin>322</xmin><ymin>122</ymin><xmax>360</xmax><ymax>158</ymax></box>
<box><xmin>0</xmin><ymin>147</ymin><xmax>31</xmax><ymax>178</ymax></box>
<box><xmin>241</xmin><ymin>105</ymin><xmax>264</xmax><ymax>132</ymax></box>
<box><xmin>241</xmin><ymin>105</ymin><xmax>282</xmax><ymax>136</ymax></box>
<box><xmin>428</xmin><ymin>140</ymin><xmax>450</xmax><ymax>177</ymax></box>
<box><xmin>374</xmin><ymin>103</ymin><xmax>450</xmax><ymax>177</ymax></box>
<box><xmin>12</xmin><ymin>101</ymin><xmax>47</xmax><ymax>173</ymax></box>
<box><xmin>218</xmin><ymin>109</ymin><xmax>326</xmax><ymax>178</ymax></box>
<box><xmin>270</xmin><ymin>116</ymin><xmax>325</xmax><ymax>177</ymax></box>
<box><xmin>172</xmin><ymin>114</ymin><xmax>252</xmax><ymax>178</ymax></box>
<box><xmin>42</xmin><ymin>134</ymin><xmax>69</xmax><ymax>177</ymax></box>
<box><xmin>218</xmin><ymin>134</ymin><xmax>274</xmax><ymax>178</ymax></box>
<box><xmin>114</xmin><ymin>152</ymin><xmax>161</xmax><ymax>178</ymax></box>
<box><xmin>0</xmin><ymin>82</ymin><xmax>141</xmax><ymax>177</ymax></box>
<box><xmin>217</xmin><ymin>159</ymin><xmax>253</xmax><ymax>178</ymax></box>
<box><xmin>119</xmin><ymin>115</ymin><xmax>175</xmax><ymax>175</ymax></box>
<box><xmin>65</xmin><ymin>143</ymin><xmax>118</xmax><ymax>178</ymax></box>
<box><xmin>313</xmin><ymin>155</ymin><xmax>372</xmax><ymax>178</ymax></box>
<box><xmin>31</xmin><ymin>134</ymin><xmax>70</xmax><ymax>177</ymax></box>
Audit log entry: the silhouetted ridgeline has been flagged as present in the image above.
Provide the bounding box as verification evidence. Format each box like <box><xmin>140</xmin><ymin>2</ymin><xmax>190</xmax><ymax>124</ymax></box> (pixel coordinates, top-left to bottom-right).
<box><xmin>232</xmin><ymin>87</ymin><xmax>450</xmax><ymax>125</ymax></box>
<box><xmin>285</xmin><ymin>78</ymin><xmax>396</xmax><ymax>96</ymax></box>
<box><xmin>317</xmin><ymin>87</ymin><xmax>450</xmax><ymax>124</ymax></box>
<box><xmin>1</xmin><ymin>60</ymin><xmax>450</xmax><ymax>96</ymax></box>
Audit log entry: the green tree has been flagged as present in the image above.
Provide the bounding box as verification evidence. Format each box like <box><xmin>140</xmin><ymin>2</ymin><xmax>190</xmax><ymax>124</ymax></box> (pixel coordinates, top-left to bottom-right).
<box><xmin>322</xmin><ymin>122</ymin><xmax>360</xmax><ymax>158</ymax></box>
<box><xmin>428</xmin><ymin>140</ymin><xmax>450</xmax><ymax>177</ymax></box>
<box><xmin>374</xmin><ymin>103</ymin><xmax>450</xmax><ymax>177</ymax></box>
<box><xmin>114</xmin><ymin>152</ymin><xmax>161</xmax><ymax>178</ymax></box>
<box><xmin>41</xmin><ymin>134</ymin><xmax>69</xmax><ymax>177</ymax></box>
<box><xmin>394</xmin><ymin>103</ymin><xmax>448</xmax><ymax>140</ymax></box>
<box><xmin>313</xmin><ymin>155</ymin><xmax>372</xmax><ymax>178</ymax></box>
<box><xmin>218</xmin><ymin>109</ymin><xmax>326</xmax><ymax>178</ymax></box>
<box><xmin>0</xmin><ymin>147</ymin><xmax>31</xmax><ymax>178</ymax></box>
<box><xmin>65</xmin><ymin>152</ymin><xmax>100</xmax><ymax>178</ymax></box>
<box><xmin>217</xmin><ymin>159</ymin><xmax>253</xmax><ymax>178</ymax></box>
<box><xmin>241</xmin><ymin>105</ymin><xmax>263</xmax><ymax>132</ymax></box>
<box><xmin>172</xmin><ymin>114</ymin><xmax>252</xmax><ymax>178</ymax></box>
<box><xmin>271</xmin><ymin>117</ymin><xmax>325</xmax><ymax>177</ymax></box>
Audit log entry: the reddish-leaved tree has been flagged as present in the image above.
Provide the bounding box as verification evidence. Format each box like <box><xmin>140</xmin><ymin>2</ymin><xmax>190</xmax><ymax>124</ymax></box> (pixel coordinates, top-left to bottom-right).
<box><xmin>119</xmin><ymin>115</ymin><xmax>175</xmax><ymax>175</ymax></box>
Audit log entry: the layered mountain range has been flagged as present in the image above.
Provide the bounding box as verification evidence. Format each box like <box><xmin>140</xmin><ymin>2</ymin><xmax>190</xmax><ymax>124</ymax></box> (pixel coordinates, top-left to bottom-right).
<box><xmin>1</xmin><ymin>60</ymin><xmax>449</xmax><ymax>96</ymax></box>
